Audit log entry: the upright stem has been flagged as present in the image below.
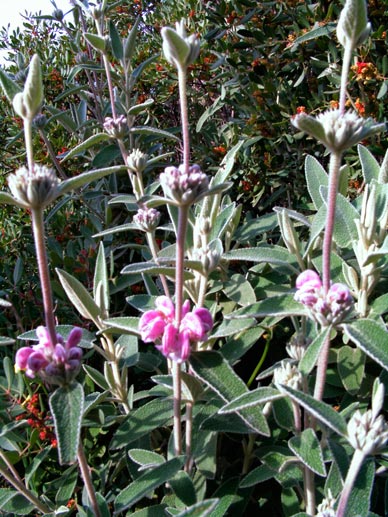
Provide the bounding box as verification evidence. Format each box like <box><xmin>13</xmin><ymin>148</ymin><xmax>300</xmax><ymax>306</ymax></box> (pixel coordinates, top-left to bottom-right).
<box><xmin>178</xmin><ymin>67</ymin><xmax>190</xmax><ymax>173</ymax></box>
<box><xmin>172</xmin><ymin>361</ymin><xmax>182</xmax><ymax>456</ymax></box>
<box><xmin>339</xmin><ymin>44</ymin><xmax>353</xmax><ymax>116</ymax></box>
<box><xmin>322</xmin><ymin>151</ymin><xmax>343</xmax><ymax>294</ymax></box>
<box><xmin>336</xmin><ymin>449</ymin><xmax>365</xmax><ymax>517</ymax></box>
<box><xmin>0</xmin><ymin>464</ymin><xmax>51</xmax><ymax>514</ymax></box>
<box><xmin>175</xmin><ymin>206</ymin><xmax>189</xmax><ymax>325</ymax></box>
<box><xmin>78</xmin><ymin>443</ymin><xmax>102</xmax><ymax>517</ymax></box>
<box><xmin>31</xmin><ymin>208</ymin><xmax>57</xmax><ymax>347</ymax></box>
<box><xmin>24</xmin><ymin>119</ymin><xmax>34</xmax><ymax>173</ymax></box>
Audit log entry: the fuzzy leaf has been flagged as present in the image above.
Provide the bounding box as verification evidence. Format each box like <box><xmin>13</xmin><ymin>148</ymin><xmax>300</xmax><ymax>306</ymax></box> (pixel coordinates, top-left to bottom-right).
<box><xmin>219</xmin><ymin>387</ymin><xmax>283</xmax><ymax>413</ymax></box>
<box><xmin>114</xmin><ymin>457</ymin><xmax>185</xmax><ymax>512</ymax></box>
<box><xmin>60</xmin><ymin>133</ymin><xmax>110</xmax><ymax>162</ymax></box>
<box><xmin>189</xmin><ymin>351</ymin><xmax>270</xmax><ymax>436</ymax></box>
<box><xmin>0</xmin><ymin>69</ymin><xmax>22</xmax><ymax>103</ymax></box>
<box><xmin>56</xmin><ymin>268</ymin><xmax>101</xmax><ymax>325</ymax></box>
<box><xmin>128</xmin><ymin>449</ymin><xmax>165</xmax><ymax>469</ymax></box>
<box><xmin>305</xmin><ymin>154</ymin><xmax>328</xmax><ymax>209</ymax></box>
<box><xmin>110</xmin><ymin>399</ymin><xmax>174</xmax><ymax>449</ymax></box>
<box><xmin>342</xmin><ymin>319</ymin><xmax>388</xmax><ymax>371</ymax></box>
<box><xmin>223</xmin><ymin>246</ymin><xmax>298</xmax><ymax>272</ymax></box>
<box><xmin>0</xmin><ymin>192</ymin><xmax>28</xmax><ymax>209</ymax></box>
<box><xmin>288</xmin><ymin>429</ymin><xmax>326</xmax><ymax>476</ymax></box>
<box><xmin>58</xmin><ymin>165</ymin><xmax>126</xmax><ymax>196</ymax></box>
<box><xmin>128</xmin><ymin>98</ymin><xmax>155</xmax><ymax>116</ymax></box>
<box><xmin>94</xmin><ymin>242</ymin><xmax>109</xmax><ymax>314</ymax></box>
<box><xmin>345</xmin><ymin>459</ymin><xmax>375</xmax><ymax>517</ymax></box>
<box><xmin>49</xmin><ymin>382</ymin><xmax>84</xmax><ymax>465</ymax></box>
<box><xmin>173</xmin><ymin>499</ymin><xmax>219</xmax><ymax>517</ymax></box>
<box><xmin>130</xmin><ymin>125</ymin><xmax>181</xmax><ymax>142</ymax></box>
<box><xmin>240</xmin><ymin>464</ymin><xmax>275</xmax><ymax>488</ymax></box>
<box><xmin>103</xmin><ymin>317</ymin><xmax>140</xmax><ymax>335</ymax></box>
<box><xmin>228</xmin><ymin>294</ymin><xmax>307</xmax><ymax>320</ymax></box>
<box><xmin>299</xmin><ymin>326</ymin><xmax>332</xmax><ymax>375</ymax></box>
<box><xmin>169</xmin><ymin>471</ymin><xmax>197</xmax><ymax>507</ymax></box>
<box><xmin>0</xmin><ymin>489</ymin><xmax>35</xmax><ymax>515</ymax></box>
<box><xmin>279</xmin><ymin>385</ymin><xmax>347</xmax><ymax>437</ymax></box>
<box><xmin>223</xmin><ymin>274</ymin><xmax>256</xmax><ymax>306</ymax></box>
<box><xmin>124</xmin><ymin>16</ymin><xmax>140</xmax><ymax>60</ymax></box>
<box><xmin>84</xmin><ymin>32</ymin><xmax>106</xmax><ymax>52</ymax></box>
<box><xmin>337</xmin><ymin>345</ymin><xmax>365</xmax><ymax>395</ymax></box>
<box><xmin>358</xmin><ymin>144</ymin><xmax>380</xmax><ymax>184</ymax></box>
<box><xmin>109</xmin><ymin>20</ymin><xmax>123</xmax><ymax>60</ymax></box>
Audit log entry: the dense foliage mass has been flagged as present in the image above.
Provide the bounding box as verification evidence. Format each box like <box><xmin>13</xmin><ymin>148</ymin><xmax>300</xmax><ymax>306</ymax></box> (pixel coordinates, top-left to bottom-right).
<box><xmin>0</xmin><ymin>0</ymin><xmax>388</xmax><ymax>515</ymax></box>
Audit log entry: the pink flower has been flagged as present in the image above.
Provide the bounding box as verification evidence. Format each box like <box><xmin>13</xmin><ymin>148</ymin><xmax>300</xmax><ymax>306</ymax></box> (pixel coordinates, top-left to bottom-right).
<box><xmin>295</xmin><ymin>270</ymin><xmax>322</xmax><ymax>291</ymax></box>
<box><xmin>14</xmin><ymin>326</ymin><xmax>83</xmax><ymax>385</ymax></box>
<box><xmin>139</xmin><ymin>296</ymin><xmax>213</xmax><ymax>362</ymax></box>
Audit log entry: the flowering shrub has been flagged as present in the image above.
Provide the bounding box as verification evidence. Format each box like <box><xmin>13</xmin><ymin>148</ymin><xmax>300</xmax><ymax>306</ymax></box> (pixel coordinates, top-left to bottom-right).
<box><xmin>0</xmin><ymin>0</ymin><xmax>388</xmax><ymax>516</ymax></box>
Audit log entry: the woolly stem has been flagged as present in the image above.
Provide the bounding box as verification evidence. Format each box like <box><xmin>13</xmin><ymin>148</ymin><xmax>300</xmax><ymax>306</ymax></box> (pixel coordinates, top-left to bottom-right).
<box><xmin>78</xmin><ymin>443</ymin><xmax>101</xmax><ymax>517</ymax></box>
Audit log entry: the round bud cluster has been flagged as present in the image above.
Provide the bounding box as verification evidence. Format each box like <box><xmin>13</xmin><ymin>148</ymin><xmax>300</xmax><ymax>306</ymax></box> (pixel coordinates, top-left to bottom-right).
<box><xmin>127</xmin><ymin>149</ymin><xmax>148</xmax><ymax>174</ymax></box>
<box><xmin>273</xmin><ymin>361</ymin><xmax>302</xmax><ymax>390</ymax></box>
<box><xmin>103</xmin><ymin>115</ymin><xmax>128</xmax><ymax>140</ymax></box>
<box><xmin>133</xmin><ymin>207</ymin><xmax>161</xmax><ymax>232</ymax></box>
<box><xmin>15</xmin><ymin>326</ymin><xmax>83</xmax><ymax>386</ymax></box>
<box><xmin>347</xmin><ymin>409</ymin><xmax>388</xmax><ymax>456</ymax></box>
<box><xmin>294</xmin><ymin>270</ymin><xmax>353</xmax><ymax>326</ymax></box>
<box><xmin>160</xmin><ymin>164</ymin><xmax>209</xmax><ymax>206</ymax></box>
<box><xmin>8</xmin><ymin>165</ymin><xmax>60</xmax><ymax>209</ymax></box>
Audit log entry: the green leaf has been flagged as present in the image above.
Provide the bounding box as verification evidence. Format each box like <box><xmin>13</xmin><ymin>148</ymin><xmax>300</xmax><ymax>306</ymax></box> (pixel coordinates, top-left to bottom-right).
<box><xmin>358</xmin><ymin>144</ymin><xmax>380</xmax><ymax>184</ymax></box>
<box><xmin>0</xmin><ymin>69</ymin><xmax>22</xmax><ymax>103</ymax></box>
<box><xmin>0</xmin><ymin>336</ymin><xmax>15</xmax><ymax>345</ymax></box>
<box><xmin>288</xmin><ymin>429</ymin><xmax>326</xmax><ymax>476</ymax></box>
<box><xmin>343</xmin><ymin>319</ymin><xmax>388</xmax><ymax>371</ymax></box>
<box><xmin>209</xmin><ymin>477</ymin><xmax>241</xmax><ymax>517</ymax></box>
<box><xmin>114</xmin><ymin>456</ymin><xmax>185</xmax><ymax>513</ymax></box>
<box><xmin>0</xmin><ymin>191</ymin><xmax>28</xmax><ymax>209</ymax></box>
<box><xmin>210</xmin><ymin>317</ymin><xmax>256</xmax><ymax>339</ymax></box>
<box><xmin>240</xmin><ymin>464</ymin><xmax>275</xmax><ymax>488</ymax></box>
<box><xmin>209</xmin><ymin>203</ymin><xmax>236</xmax><ymax>241</ymax></box>
<box><xmin>223</xmin><ymin>246</ymin><xmax>298</xmax><ymax>272</ymax></box>
<box><xmin>169</xmin><ymin>471</ymin><xmax>197</xmax><ymax>507</ymax></box>
<box><xmin>109</xmin><ymin>20</ymin><xmax>123</xmax><ymax>60</ymax></box>
<box><xmin>219</xmin><ymin>387</ymin><xmax>283</xmax><ymax>413</ymax></box>
<box><xmin>103</xmin><ymin>317</ymin><xmax>141</xmax><ymax>335</ymax></box>
<box><xmin>83</xmin><ymin>365</ymin><xmax>110</xmax><ymax>390</ymax></box>
<box><xmin>299</xmin><ymin>326</ymin><xmax>332</xmax><ymax>375</ymax></box>
<box><xmin>49</xmin><ymin>382</ymin><xmax>84</xmax><ymax>465</ymax></box>
<box><xmin>189</xmin><ymin>351</ymin><xmax>270</xmax><ymax>436</ymax></box>
<box><xmin>228</xmin><ymin>294</ymin><xmax>307</xmax><ymax>320</ymax></box>
<box><xmin>173</xmin><ymin>499</ymin><xmax>219</xmax><ymax>517</ymax></box>
<box><xmin>223</xmin><ymin>274</ymin><xmax>256</xmax><ymax>306</ymax></box>
<box><xmin>84</xmin><ymin>32</ymin><xmax>106</xmax><ymax>52</ymax></box>
<box><xmin>61</xmin><ymin>133</ymin><xmax>110</xmax><ymax>162</ymax></box>
<box><xmin>0</xmin><ymin>489</ymin><xmax>35</xmax><ymax>515</ymax></box>
<box><xmin>337</xmin><ymin>345</ymin><xmax>365</xmax><ymax>395</ymax></box>
<box><xmin>110</xmin><ymin>399</ymin><xmax>174</xmax><ymax>449</ymax></box>
<box><xmin>128</xmin><ymin>449</ymin><xmax>165</xmax><ymax>469</ymax></box>
<box><xmin>128</xmin><ymin>98</ymin><xmax>155</xmax><ymax>116</ymax></box>
<box><xmin>305</xmin><ymin>154</ymin><xmax>328</xmax><ymax>209</ymax></box>
<box><xmin>56</xmin><ymin>268</ymin><xmax>101</xmax><ymax>325</ymax></box>
<box><xmin>58</xmin><ymin>165</ymin><xmax>126</xmax><ymax>195</ymax></box>
<box><xmin>291</xmin><ymin>23</ymin><xmax>336</xmax><ymax>48</ymax></box>
<box><xmin>94</xmin><ymin>242</ymin><xmax>109</xmax><ymax>314</ymax></box>
<box><xmin>130</xmin><ymin>125</ymin><xmax>181</xmax><ymax>142</ymax></box>
<box><xmin>124</xmin><ymin>16</ymin><xmax>140</xmax><ymax>60</ymax></box>
<box><xmin>279</xmin><ymin>385</ymin><xmax>347</xmax><ymax>437</ymax></box>
<box><xmin>213</xmin><ymin>141</ymin><xmax>244</xmax><ymax>185</ymax></box>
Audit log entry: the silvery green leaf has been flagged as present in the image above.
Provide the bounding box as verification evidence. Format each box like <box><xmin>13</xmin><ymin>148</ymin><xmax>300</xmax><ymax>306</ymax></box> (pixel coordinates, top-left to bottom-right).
<box><xmin>337</xmin><ymin>0</ymin><xmax>370</xmax><ymax>48</ymax></box>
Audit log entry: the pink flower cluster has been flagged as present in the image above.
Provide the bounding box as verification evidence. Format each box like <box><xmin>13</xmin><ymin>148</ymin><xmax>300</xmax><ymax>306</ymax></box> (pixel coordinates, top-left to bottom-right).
<box><xmin>159</xmin><ymin>164</ymin><xmax>209</xmax><ymax>205</ymax></box>
<box><xmin>15</xmin><ymin>326</ymin><xmax>83</xmax><ymax>386</ymax></box>
<box><xmin>294</xmin><ymin>270</ymin><xmax>353</xmax><ymax>326</ymax></box>
<box><xmin>139</xmin><ymin>296</ymin><xmax>213</xmax><ymax>363</ymax></box>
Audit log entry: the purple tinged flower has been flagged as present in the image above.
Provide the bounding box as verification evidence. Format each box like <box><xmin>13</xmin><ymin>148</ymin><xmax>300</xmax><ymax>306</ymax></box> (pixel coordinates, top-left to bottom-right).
<box><xmin>295</xmin><ymin>270</ymin><xmax>322</xmax><ymax>291</ymax></box>
<box><xmin>294</xmin><ymin>270</ymin><xmax>353</xmax><ymax>325</ymax></box>
<box><xmin>66</xmin><ymin>327</ymin><xmax>83</xmax><ymax>348</ymax></box>
<box><xmin>14</xmin><ymin>325</ymin><xmax>83</xmax><ymax>385</ymax></box>
<box><xmin>133</xmin><ymin>207</ymin><xmax>161</xmax><ymax>232</ymax></box>
<box><xmin>160</xmin><ymin>164</ymin><xmax>209</xmax><ymax>206</ymax></box>
<box><xmin>138</xmin><ymin>296</ymin><xmax>213</xmax><ymax>362</ymax></box>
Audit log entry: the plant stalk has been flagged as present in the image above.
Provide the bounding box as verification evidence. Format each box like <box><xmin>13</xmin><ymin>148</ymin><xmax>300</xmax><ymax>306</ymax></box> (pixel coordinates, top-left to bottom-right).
<box><xmin>336</xmin><ymin>449</ymin><xmax>365</xmax><ymax>517</ymax></box>
<box><xmin>78</xmin><ymin>442</ymin><xmax>101</xmax><ymax>517</ymax></box>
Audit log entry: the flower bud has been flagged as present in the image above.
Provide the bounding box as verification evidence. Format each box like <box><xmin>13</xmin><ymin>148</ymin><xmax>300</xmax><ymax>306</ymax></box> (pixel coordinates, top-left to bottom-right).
<box><xmin>133</xmin><ymin>207</ymin><xmax>161</xmax><ymax>232</ymax></box>
<box><xmin>127</xmin><ymin>149</ymin><xmax>148</xmax><ymax>174</ymax></box>
<box><xmin>160</xmin><ymin>164</ymin><xmax>209</xmax><ymax>206</ymax></box>
<box><xmin>274</xmin><ymin>361</ymin><xmax>302</xmax><ymax>390</ymax></box>
<box><xmin>22</xmin><ymin>54</ymin><xmax>44</xmax><ymax>121</ymax></box>
<box><xmin>103</xmin><ymin>115</ymin><xmax>128</xmax><ymax>139</ymax></box>
<box><xmin>337</xmin><ymin>0</ymin><xmax>370</xmax><ymax>50</ymax></box>
<box><xmin>347</xmin><ymin>409</ymin><xmax>388</xmax><ymax>455</ymax></box>
<box><xmin>8</xmin><ymin>165</ymin><xmax>60</xmax><ymax>209</ymax></box>
<box><xmin>161</xmin><ymin>20</ymin><xmax>200</xmax><ymax>70</ymax></box>
<box><xmin>292</xmin><ymin>109</ymin><xmax>385</xmax><ymax>153</ymax></box>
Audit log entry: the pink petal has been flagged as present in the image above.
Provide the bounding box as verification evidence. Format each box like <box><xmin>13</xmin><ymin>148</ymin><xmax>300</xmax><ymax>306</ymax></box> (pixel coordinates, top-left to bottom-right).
<box><xmin>181</xmin><ymin>312</ymin><xmax>205</xmax><ymax>341</ymax></box>
<box><xmin>155</xmin><ymin>296</ymin><xmax>175</xmax><ymax>319</ymax></box>
<box><xmin>295</xmin><ymin>270</ymin><xmax>322</xmax><ymax>290</ymax></box>
<box><xmin>193</xmin><ymin>308</ymin><xmax>213</xmax><ymax>334</ymax></box>
<box><xmin>15</xmin><ymin>347</ymin><xmax>34</xmax><ymax>371</ymax></box>
<box><xmin>66</xmin><ymin>327</ymin><xmax>83</xmax><ymax>348</ymax></box>
<box><xmin>139</xmin><ymin>311</ymin><xmax>166</xmax><ymax>342</ymax></box>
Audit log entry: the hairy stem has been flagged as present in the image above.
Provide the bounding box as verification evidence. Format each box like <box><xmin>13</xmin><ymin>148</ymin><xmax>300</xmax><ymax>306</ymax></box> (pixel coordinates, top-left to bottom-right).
<box><xmin>336</xmin><ymin>449</ymin><xmax>365</xmax><ymax>517</ymax></box>
<box><xmin>0</xmin><ymin>464</ymin><xmax>51</xmax><ymax>514</ymax></box>
<box><xmin>78</xmin><ymin>443</ymin><xmax>101</xmax><ymax>517</ymax></box>
<box><xmin>31</xmin><ymin>208</ymin><xmax>57</xmax><ymax>348</ymax></box>
<box><xmin>172</xmin><ymin>361</ymin><xmax>182</xmax><ymax>456</ymax></box>
<box><xmin>178</xmin><ymin>67</ymin><xmax>190</xmax><ymax>173</ymax></box>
